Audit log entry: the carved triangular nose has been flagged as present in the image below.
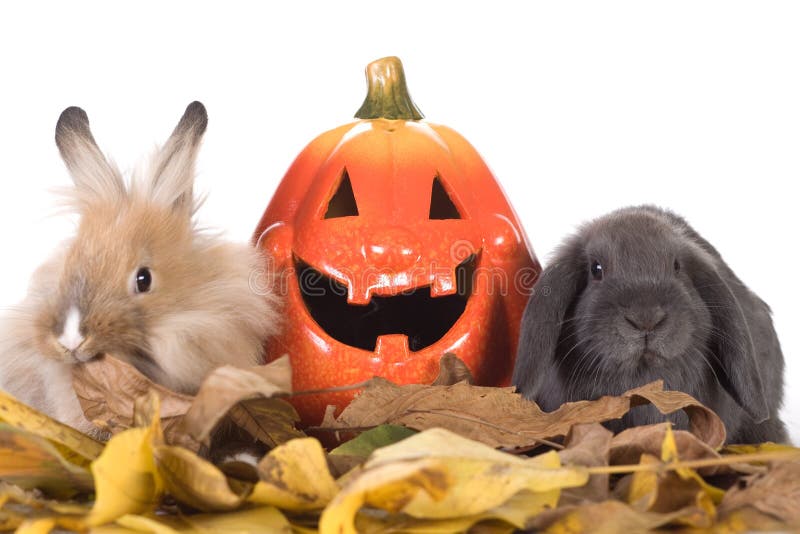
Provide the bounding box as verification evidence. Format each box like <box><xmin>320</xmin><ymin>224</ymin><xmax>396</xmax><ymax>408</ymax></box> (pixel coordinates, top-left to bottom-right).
<box><xmin>362</xmin><ymin>226</ymin><xmax>421</xmax><ymax>269</ymax></box>
<box><xmin>624</xmin><ymin>307</ymin><xmax>667</xmax><ymax>332</ymax></box>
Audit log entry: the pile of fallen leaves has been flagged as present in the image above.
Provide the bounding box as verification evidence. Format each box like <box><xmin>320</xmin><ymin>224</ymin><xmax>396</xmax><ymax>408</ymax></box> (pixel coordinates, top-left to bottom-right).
<box><xmin>0</xmin><ymin>355</ymin><xmax>798</xmax><ymax>533</ymax></box>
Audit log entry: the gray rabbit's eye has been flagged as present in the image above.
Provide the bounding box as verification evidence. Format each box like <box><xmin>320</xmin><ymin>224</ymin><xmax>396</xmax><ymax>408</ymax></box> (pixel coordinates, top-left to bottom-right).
<box><xmin>590</xmin><ymin>260</ymin><xmax>603</xmax><ymax>281</ymax></box>
<box><xmin>135</xmin><ymin>267</ymin><xmax>153</xmax><ymax>293</ymax></box>
<box><xmin>674</xmin><ymin>258</ymin><xmax>681</xmax><ymax>273</ymax></box>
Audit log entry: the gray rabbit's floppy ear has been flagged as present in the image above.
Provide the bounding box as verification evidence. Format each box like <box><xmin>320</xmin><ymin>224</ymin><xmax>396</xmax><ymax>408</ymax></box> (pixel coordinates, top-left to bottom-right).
<box><xmin>55</xmin><ymin>107</ymin><xmax>126</xmax><ymax>205</ymax></box>
<box><xmin>147</xmin><ymin>101</ymin><xmax>208</xmax><ymax>212</ymax></box>
<box><xmin>513</xmin><ymin>240</ymin><xmax>585</xmax><ymax>395</ymax></box>
<box><xmin>687</xmin><ymin>253</ymin><xmax>768</xmax><ymax>422</ymax></box>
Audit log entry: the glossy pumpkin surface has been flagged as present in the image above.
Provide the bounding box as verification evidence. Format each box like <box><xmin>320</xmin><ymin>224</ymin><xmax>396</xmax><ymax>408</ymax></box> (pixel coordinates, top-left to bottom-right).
<box><xmin>254</xmin><ymin>57</ymin><xmax>540</xmax><ymax>426</ymax></box>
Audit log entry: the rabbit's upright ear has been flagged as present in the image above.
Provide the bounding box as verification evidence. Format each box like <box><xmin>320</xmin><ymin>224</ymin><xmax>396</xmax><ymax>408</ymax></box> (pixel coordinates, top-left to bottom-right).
<box><xmin>55</xmin><ymin>107</ymin><xmax>126</xmax><ymax>205</ymax></box>
<box><xmin>513</xmin><ymin>239</ymin><xmax>586</xmax><ymax>395</ymax></box>
<box><xmin>147</xmin><ymin>101</ymin><xmax>208</xmax><ymax>212</ymax></box>
<box><xmin>687</xmin><ymin>253</ymin><xmax>769</xmax><ymax>422</ymax></box>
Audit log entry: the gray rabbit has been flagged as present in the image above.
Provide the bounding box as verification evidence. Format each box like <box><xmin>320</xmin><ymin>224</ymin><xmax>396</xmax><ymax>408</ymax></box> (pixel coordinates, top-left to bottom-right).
<box><xmin>513</xmin><ymin>205</ymin><xmax>786</xmax><ymax>444</ymax></box>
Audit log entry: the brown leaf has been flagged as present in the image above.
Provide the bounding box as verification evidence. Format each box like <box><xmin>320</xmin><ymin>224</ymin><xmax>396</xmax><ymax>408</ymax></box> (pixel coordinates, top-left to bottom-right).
<box><xmin>224</xmin><ymin>399</ymin><xmax>303</xmax><ymax>449</ymax></box>
<box><xmin>623</xmin><ymin>381</ymin><xmax>726</xmax><ymax>447</ymax></box>
<box><xmin>72</xmin><ymin>355</ymin><xmax>192</xmax><ymax>440</ymax></box>
<box><xmin>610</xmin><ymin>423</ymin><xmax>727</xmax><ymax>476</ymax></box>
<box><xmin>179</xmin><ymin>360</ymin><xmax>303</xmax><ymax>447</ymax></box>
<box><xmin>318</xmin><ymin>379</ymin><xmax>724</xmax><ymax>450</ymax></box>
<box><xmin>718</xmin><ymin>460</ymin><xmax>800</xmax><ymax>523</ymax></box>
<box><xmin>525</xmin><ymin>499</ymin><xmax>704</xmax><ymax>533</ymax></box>
<box><xmin>152</xmin><ymin>444</ymin><xmax>249</xmax><ymax>512</ymax></box>
<box><xmin>558</xmin><ymin>423</ymin><xmax>612</xmax><ymax>504</ymax></box>
<box><xmin>73</xmin><ymin>354</ymin><xmax>303</xmax><ymax>452</ymax></box>
<box><xmin>431</xmin><ymin>353</ymin><xmax>474</xmax><ymax>386</ymax></box>
<box><xmin>617</xmin><ymin>453</ymin><xmax>716</xmax><ymax>528</ymax></box>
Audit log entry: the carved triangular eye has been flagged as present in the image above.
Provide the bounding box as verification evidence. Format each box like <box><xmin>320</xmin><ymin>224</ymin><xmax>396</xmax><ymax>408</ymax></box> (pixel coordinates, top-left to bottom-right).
<box><xmin>429</xmin><ymin>175</ymin><xmax>461</xmax><ymax>219</ymax></box>
<box><xmin>324</xmin><ymin>169</ymin><xmax>359</xmax><ymax>219</ymax></box>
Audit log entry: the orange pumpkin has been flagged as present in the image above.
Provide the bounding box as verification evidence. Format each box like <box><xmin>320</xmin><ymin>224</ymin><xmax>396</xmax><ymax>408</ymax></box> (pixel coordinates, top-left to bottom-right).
<box><xmin>254</xmin><ymin>57</ymin><xmax>540</xmax><ymax>426</ymax></box>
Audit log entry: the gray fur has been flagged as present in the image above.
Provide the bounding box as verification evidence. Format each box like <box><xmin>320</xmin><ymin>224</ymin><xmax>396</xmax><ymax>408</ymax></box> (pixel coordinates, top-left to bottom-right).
<box><xmin>513</xmin><ymin>205</ymin><xmax>786</xmax><ymax>444</ymax></box>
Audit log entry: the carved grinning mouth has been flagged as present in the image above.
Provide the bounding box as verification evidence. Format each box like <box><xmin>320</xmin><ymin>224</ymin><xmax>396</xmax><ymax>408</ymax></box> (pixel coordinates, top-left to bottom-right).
<box><xmin>296</xmin><ymin>254</ymin><xmax>477</xmax><ymax>352</ymax></box>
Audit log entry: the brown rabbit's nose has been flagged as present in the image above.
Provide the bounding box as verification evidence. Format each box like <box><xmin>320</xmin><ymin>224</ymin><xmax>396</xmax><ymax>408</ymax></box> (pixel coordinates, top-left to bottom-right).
<box><xmin>624</xmin><ymin>307</ymin><xmax>667</xmax><ymax>332</ymax></box>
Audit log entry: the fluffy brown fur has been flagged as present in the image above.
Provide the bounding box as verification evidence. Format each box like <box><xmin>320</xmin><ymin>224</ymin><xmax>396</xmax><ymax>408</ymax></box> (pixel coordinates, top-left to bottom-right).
<box><xmin>0</xmin><ymin>102</ymin><xmax>280</xmax><ymax>433</ymax></box>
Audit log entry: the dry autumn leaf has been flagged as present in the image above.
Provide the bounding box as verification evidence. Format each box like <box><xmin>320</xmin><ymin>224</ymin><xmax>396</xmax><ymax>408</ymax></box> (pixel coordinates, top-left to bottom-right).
<box><xmin>431</xmin><ymin>353</ymin><xmax>474</xmax><ymax>386</ymax></box>
<box><xmin>610</xmin><ymin>422</ymin><xmax>724</xmax><ymax>473</ymax></box>
<box><xmin>178</xmin><ymin>357</ymin><xmax>301</xmax><ymax>447</ymax></box>
<box><xmin>0</xmin><ymin>425</ymin><xmax>94</xmax><ymax>499</ymax></box>
<box><xmin>621</xmin><ymin>453</ymin><xmax>716</xmax><ymax>528</ymax></box>
<box><xmin>319</xmin><ymin>428</ymin><xmax>589</xmax><ymax>534</ymax></box>
<box><xmin>14</xmin><ymin>516</ymin><xmax>87</xmax><ymax>534</ymax></box>
<box><xmin>87</xmin><ymin>424</ymin><xmax>162</xmax><ymax>527</ymax></box>
<box><xmin>660</xmin><ymin>424</ymin><xmax>725</xmax><ymax>504</ymax></box>
<box><xmin>718</xmin><ymin>459</ymin><xmax>800</xmax><ymax>524</ymax></box>
<box><xmin>328</xmin><ymin>425</ymin><xmax>418</xmax><ymax>477</ymax></box>
<box><xmin>352</xmin><ymin>491</ymin><xmax>556</xmax><ymax>533</ymax></box>
<box><xmin>248</xmin><ymin>437</ymin><xmax>339</xmax><ymax>512</ymax></box>
<box><xmin>72</xmin><ymin>355</ymin><xmax>193</xmax><ymax>439</ymax></box>
<box><xmin>101</xmin><ymin>507</ymin><xmax>293</xmax><ymax>533</ymax></box>
<box><xmin>2</xmin><ymin>352</ymin><xmax>800</xmax><ymax>533</ymax></box>
<box><xmin>0</xmin><ymin>389</ymin><xmax>104</xmax><ymax>461</ymax></box>
<box><xmin>73</xmin><ymin>354</ymin><xmax>303</xmax><ymax>452</ymax></box>
<box><xmin>318</xmin><ymin>378</ymin><xmax>725</xmax><ymax>450</ymax></box>
<box><xmin>152</xmin><ymin>445</ymin><xmax>249</xmax><ymax>512</ymax></box>
<box><xmin>526</xmin><ymin>499</ymin><xmax>700</xmax><ymax>534</ymax></box>
<box><xmin>558</xmin><ymin>423</ymin><xmax>612</xmax><ymax>504</ymax></box>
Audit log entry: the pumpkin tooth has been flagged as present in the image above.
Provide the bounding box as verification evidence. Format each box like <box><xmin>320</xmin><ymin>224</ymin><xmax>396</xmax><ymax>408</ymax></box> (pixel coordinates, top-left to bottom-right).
<box><xmin>374</xmin><ymin>334</ymin><xmax>411</xmax><ymax>360</ymax></box>
<box><xmin>346</xmin><ymin>282</ymin><xmax>372</xmax><ymax>306</ymax></box>
<box><xmin>431</xmin><ymin>272</ymin><xmax>458</xmax><ymax>297</ymax></box>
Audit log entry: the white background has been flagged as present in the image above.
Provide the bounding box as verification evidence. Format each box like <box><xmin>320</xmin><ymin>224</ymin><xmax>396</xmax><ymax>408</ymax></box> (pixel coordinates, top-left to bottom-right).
<box><xmin>1</xmin><ymin>2</ymin><xmax>797</xmax><ymax>442</ymax></box>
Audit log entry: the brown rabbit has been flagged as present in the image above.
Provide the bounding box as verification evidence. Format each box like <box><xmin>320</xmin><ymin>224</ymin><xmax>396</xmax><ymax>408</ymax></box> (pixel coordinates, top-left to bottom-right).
<box><xmin>0</xmin><ymin>102</ymin><xmax>281</xmax><ymax>434</ymax></box>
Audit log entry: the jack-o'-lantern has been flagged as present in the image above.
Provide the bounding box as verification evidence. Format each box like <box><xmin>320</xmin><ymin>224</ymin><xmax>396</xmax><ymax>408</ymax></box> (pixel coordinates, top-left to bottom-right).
<box><xmin>254</xmin><ymin>57</ymin><xmax>540</xmax><ymax>426</ymax></box>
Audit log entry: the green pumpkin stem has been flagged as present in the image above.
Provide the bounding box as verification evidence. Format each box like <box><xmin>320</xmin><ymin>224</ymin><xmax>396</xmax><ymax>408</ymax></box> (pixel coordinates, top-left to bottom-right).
<box><xmin>355</xmin><ymin>57</ymin><xmax>424</xmax><ymax>121</ymax></box>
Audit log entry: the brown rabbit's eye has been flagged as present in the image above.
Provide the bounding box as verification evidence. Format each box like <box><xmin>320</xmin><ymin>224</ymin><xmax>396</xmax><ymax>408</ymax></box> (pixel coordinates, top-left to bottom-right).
<box><xmin>590</xmin><ymin>260</ymin><xmax>603</xmax><ymax>281</ymax></box>
<box><xmin>135</xmin><ymin>268</ymin><xmax>152</xmax><ymax>293</ymax></box>
<box><xmin>674</xmin><ymin>258</ymin><xmax>681</xmax><ymax>273</ymax></box>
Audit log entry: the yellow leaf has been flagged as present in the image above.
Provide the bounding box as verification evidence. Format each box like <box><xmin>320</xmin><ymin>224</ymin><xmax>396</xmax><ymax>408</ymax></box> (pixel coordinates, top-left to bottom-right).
<box><xmin>0</xmin><ymin>425</ymin><xmax>94</xmax><ymax>498</ymax></box>
<box><xmin>51</xmin><ymin>443</ymin><xmax>94</xmax><ymax>469</ymax></box>
<box><xmin>0</xmin><ymin>514</ymin><xmax>22</xmax><ymax>532</ymax></box>
<box><xmin>180</xmin><ymin>507</ymin><xmax>292</xmax><ymax>533</ymax></box>
<box><xmin>109</xmin><ymin>507</ymin><xmax>292</xmax><ymax>533</ymax></box>
<box><xmin>87</xmin><ymin>426</ymin><xmax>161</xmax><ymax>527</ymax></box>
<box><xmin>626</xmin><ymin>454</ymin><xmax>660</xmax><ymax>510</ymax></box>
<box><xmin>723</xmin><ymin>442</ymin><xmax>800</xmax><ymax>455</ymax></box>
<box><xmin>661</xmin><ymin>424</ymin><xmax>725</xmax><ymax>504</ymax></box>
<box><xmin>111</xmin><ymin>514</ymin><xmax>181</xmax><ymax>533</ymax></box>
<box><xmin>0</xmin><ymin>390</ymin><xmax>103</xmax><ymax>461</ymax></box>
<box><xmin>353</xmin><ymin>491</ymin><xmax>554</xmax><ymax>533</ymax></box>
<box><xmin>319</xmin><ymin>428</ymin><xmax>588</xmax><ymax>534</ymax></box>
<box><xmin>12</xmin><ymin>515</ymin><xmax>86</xmax><ymax>534</ymax></box>
<box><xmin>152</xmin><ymin>444</ymin><xmax>247</xmax><ymax>512</ymax></box>
<box><xmin>536</xmin><ymin>500</ymin><xmax>694</xmax><ymax>534</ymax></box>
<box><xmin>14</xmin><ymin>518</ymin><xmax>56</xmax><ymax>534</ymax></box>
<box><xmin>0</xmin><ymin>481</ymin><xmax>91</xmax><ymax>518</ymax></box>
<box><xmin>248</xmin><ymin>437</ymin><xmax>339</xmax><ymax>512</ymax></box>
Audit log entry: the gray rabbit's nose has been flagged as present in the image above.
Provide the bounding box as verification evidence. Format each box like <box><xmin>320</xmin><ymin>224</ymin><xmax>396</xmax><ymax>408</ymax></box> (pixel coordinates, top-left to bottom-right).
<box><xmin>624</xmin><ymin>307</ymin><xmax>667</xmax><ymax>332</ymax></box>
